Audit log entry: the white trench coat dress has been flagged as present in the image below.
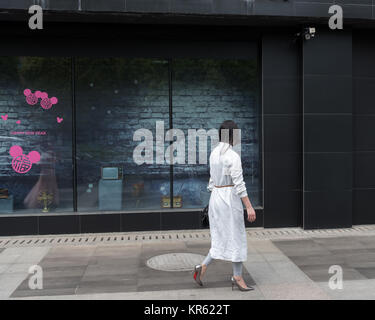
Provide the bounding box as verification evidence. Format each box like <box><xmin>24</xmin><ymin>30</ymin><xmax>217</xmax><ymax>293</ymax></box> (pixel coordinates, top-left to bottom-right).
<box><xmin>207</xmin><ymin>141</ymin><xmax>248</xmax><ymax>263</ymax></box>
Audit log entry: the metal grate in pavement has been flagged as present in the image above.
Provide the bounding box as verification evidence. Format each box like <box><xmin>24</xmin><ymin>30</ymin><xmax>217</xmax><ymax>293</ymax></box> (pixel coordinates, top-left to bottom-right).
<box><xmin>1</xmin><ymin>225</ymin><xmax>375</xmax><ymax>249</ymax></box>
<box><xmin>146</xmin><ymin>253</ymin><xmax>206</xmax><ymax>272</ymax></box>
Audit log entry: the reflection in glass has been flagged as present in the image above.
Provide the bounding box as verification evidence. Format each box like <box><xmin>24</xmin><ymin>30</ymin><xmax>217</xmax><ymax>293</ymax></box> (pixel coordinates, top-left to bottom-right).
<box><xmin>0</xmin><ymin>57</ymin><xmax>73</xmax><ymax>214</ymax></box>
<box><xmin>24</xmin><ymin>144</ymin><xmax>59</xmax><ymax>210</ymax></box>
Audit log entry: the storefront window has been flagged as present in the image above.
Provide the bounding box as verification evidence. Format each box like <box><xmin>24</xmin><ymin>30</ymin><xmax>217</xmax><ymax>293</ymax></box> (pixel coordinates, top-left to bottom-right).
<box><xmin>0</xmin><ymin>54</ymin><xmax>261</xmax><ymax>215</ymax></box>
<box><xmin>0</xmin><ymin>57</ymin><xmax>73</xmax><ymax>214</ymax></box>
<box><xmin>172</xmin><ymin>59</ymin><xmax>261</xmax><ymax>208</ymax></box>
<box><xmin>75</xmin><ymin>58</ymin><xmax>170</xmax><ymax>211</ymax></box>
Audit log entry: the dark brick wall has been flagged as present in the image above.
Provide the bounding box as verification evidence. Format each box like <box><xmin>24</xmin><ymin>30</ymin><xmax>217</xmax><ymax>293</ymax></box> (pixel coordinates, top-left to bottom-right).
<box><xmin>353</xmin><ymin>30</ymin><xmax>375</xmax><ymax>225</ymax></box>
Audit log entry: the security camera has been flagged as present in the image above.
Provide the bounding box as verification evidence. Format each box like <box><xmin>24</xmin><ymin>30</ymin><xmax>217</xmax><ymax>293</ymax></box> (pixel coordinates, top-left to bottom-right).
<box><xmin>295</xmin><ymin>27</ymin><xmax>316</xmax><ymax>41</ymax></box>
<box><xmin>304</xmin><ymin>27</ymin><xmax>316</xmax><ymax>40</ymax></box>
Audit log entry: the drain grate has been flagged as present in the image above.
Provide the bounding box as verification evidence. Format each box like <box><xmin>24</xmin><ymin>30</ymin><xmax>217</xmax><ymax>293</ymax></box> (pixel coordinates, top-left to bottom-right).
<box><xmin>146</xmin><ymin>253</ymin><xmax>206</xmax><ymax>272</ymax></box>
<box><xmin>1</xmin><ymin>225</ymin><xmax>375</xmax><ymax>249</ymax></box>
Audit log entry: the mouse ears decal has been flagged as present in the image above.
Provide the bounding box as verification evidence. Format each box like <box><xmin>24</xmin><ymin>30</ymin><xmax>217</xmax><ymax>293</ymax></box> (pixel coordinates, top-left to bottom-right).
<box><xmin>38</xmin><ymin>92</ymin><xmax>58</xmax><ymax>110</ymax></box>
<box><xmin>10</xmin><ymin>145</ymin><xmax>40</xmax><ymax>174</ymax></box>
<box><xmin>24</xmin><ymin>89</ymin><xmax>58</xmax><ymax>110</ymax></box>
<box><xmin>23</xmin><ymin>89</ymin><xmax>39</xmax><ymax>105</ymax></box>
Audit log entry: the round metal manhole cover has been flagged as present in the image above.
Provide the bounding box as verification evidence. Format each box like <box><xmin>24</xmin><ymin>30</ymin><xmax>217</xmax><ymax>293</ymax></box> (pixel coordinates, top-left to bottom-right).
<box><xmin>146</xmin><ymin>253</ymin><xmax>206</xmax><ymax>272</ymax></box>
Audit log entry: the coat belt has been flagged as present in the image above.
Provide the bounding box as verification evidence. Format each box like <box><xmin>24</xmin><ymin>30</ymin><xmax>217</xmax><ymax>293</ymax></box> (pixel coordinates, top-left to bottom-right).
<box><xmin>214</xmin><ymin>185</ymin><xmax>234</xmax><ymax>188</ymax></box>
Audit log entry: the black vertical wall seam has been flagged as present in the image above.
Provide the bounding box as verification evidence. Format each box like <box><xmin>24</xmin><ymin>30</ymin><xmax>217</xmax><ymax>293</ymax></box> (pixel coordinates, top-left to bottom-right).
<box><xmin>258</xmin><ymin>33</ymin><xmax>266</xmax><ymax>228</ymax></box>
<box><xmin>37</xmin><ymin>216</ymin><xmax>39</xmax><ymax>235</ymax></box>
<box><xmin>71</xmin><ymin>57</ymin><xmax>78</xmax><ymax>215</ymax></box>
<box><xmin>351</xmin><ymin>31</ymin><xmax>355</xmax><ymax>225</ymax></box>
<box><xmin>299</xmin><ymin>30</ymin><xmax>304</xmax><ymax>229</ymax></box>
<box><xmin>301</xmin><ymin>35</ymin><xmax>305</xmax><ymax>229</ymax></box>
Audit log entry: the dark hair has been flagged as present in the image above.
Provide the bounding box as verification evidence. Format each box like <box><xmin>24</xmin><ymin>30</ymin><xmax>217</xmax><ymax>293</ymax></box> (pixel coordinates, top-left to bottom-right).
<box><xmin>219</xmin><ymin>120</ymin><xmax>239</xmax><ymax>146</ymax></box>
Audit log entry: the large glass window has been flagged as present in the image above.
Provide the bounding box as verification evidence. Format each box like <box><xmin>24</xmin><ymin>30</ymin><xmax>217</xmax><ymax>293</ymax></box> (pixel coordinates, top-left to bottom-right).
<box><xmin>172</xmin><ymin>59</ymin><xmax>261</xmax><ymax>209</ymax></box>
<box><xmin>75</xmin><ymin>58</ymin><xmax>170</xmax><ymax>211</ymax></box>
<box><xmin>0</xmin><ymin>57</ymin><xmax>73</xmax><ymax>214</ymax></box>
<box><xmin>0</xmin><ymin>53</ymin><xmax>261</xmax><ymax>215</ymax></box>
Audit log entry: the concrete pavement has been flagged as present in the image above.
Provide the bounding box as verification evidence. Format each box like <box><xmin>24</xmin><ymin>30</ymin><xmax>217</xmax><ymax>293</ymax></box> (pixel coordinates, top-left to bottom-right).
<box><xmin>1</xmin><ymin>228</ymin><xmax>375</xmax><ymax>299</ymax></box>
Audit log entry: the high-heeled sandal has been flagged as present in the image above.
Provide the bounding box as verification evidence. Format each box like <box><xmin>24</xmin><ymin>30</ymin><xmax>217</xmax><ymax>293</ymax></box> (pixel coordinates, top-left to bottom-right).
<box><xmin>231</xmin><ymin>276</ymin><xmax>254</xmax><ymax>291</ymax></box>
<box><xmin>193</xmin><ymin>265</ymin><xmax>204</xmax><ymax>286</ymax></box>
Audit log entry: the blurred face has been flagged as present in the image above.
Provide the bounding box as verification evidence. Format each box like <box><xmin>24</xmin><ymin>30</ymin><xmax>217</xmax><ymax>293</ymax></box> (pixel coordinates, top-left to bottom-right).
<box><xmin>219</xmin><ymin>128</ymin><xmax>240</xmax><ymax>147</ymax></box>
<box><xmin>219</xmin><ymin>121</ymin><xmax>239</xmax><ymax>146</ymax></box>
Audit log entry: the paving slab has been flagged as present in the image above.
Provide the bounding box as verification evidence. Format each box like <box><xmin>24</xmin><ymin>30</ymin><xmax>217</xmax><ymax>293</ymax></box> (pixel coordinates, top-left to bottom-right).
<box><xmin>299</xmin><ymin>264</ymin><xmax>367</xmax><ymax>282</ymax></box>
<box><xmin>273</xmin><ymin>239</ymin><xmax>332</xmax><ymax>257</ymax></box>
<box><xmin>76</xmin><ymin>285</ymin><xmax>138</xmax><ymax>295</ymax></box>
<box><xmin>42</xmin><ymin>266</ymin><xmax>87</xmax><ymax>279</ymax></box>
<box><xmin>11</xmin><ymin>287</ymin><xmax>77</xmax><ymax>298</ymax></box>
<box><xmin>0</xmin><ymin>264</ymin><xmax>10</xmax><ymax>273</ymax></box>
<box><xmin>257</xmin><ymin>282</ymin><xmax>331</xmax><ymax>300</ymax></box>
<box><xmin>317</xmin><ymin>279</ymin><xmax>375</xmax><ymax>300</ymax></box>
<box><xmin>355</xmin><ymin>267</ymin><xmax>375</xmax><ymax>279</ymax></box>
<box><xmin>2</xmin><ymin>263</ymin><xmax>39</xmax><ymax>275</ymax></box>
<box><xmin>0</xmin><ymin>247</ymin><xmax>49</xmax><ymax>299</ymax></box>
<box><xmin>16</xmin><ymin>275</ymin><xmax>82</xmax><ymax>291</ymax></box>
<box><xmin>79</xmin><ymin>275</ymin><xmax>137</xmax><ymax>288</ymax></box>
<box><xmin>313</xmin><ymin>237</ymin><xmax>366</xmax><ymax>250</ymax></box>
<box><xmin>0</xmin><ymin>273</ymin><xmax>32</xmax><ymax>299</ymax></box>
<box><xmin>286</xmin><ymin>254</ymin><xmax>346</xmax><ymax>267</ymax></box>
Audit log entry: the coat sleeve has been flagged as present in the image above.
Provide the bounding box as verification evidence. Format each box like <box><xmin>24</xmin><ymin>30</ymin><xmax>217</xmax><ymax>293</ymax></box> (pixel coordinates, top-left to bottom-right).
<box><xmin>229</xmin><ymin>153</ymin><xmax>248</xmax><ymax>198</ymax></box>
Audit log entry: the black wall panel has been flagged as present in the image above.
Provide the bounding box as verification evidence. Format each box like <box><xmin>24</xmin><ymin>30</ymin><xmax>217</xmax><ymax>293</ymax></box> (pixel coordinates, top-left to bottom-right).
<box><xmin>80</xmin><ymin>214</ymin><xmax>122</xmax><ymax>233</ymax></box>
<box><xmin>262</xmin><ymin>30</ymin><xmax>303</xmax><ymax>228</ymax></box>
<box><xmin>0</xmin><ymin>216</ymin><xmax>38</xmax><ymax>236</ymax></box>
<box><xmin>303</xmin><ymin>29</ymin><xmax>353</xmax><ymax>229</ymax></box>
<box><xmin>353</xmin><ymin>31</ymin><xmax>375</xmax><ymax>224</ymax></box>
<box><xmin>303</xmin><ymin>76</ymin><xmax>352</xmax><ymax>114</ymax></box>
<box><xmin>39</xmin><ymin>215</ymin><xmax>80</xmax><ymax>235</ymax></box>
<box><xmin>304</xmin><ymin>190</ymin><xmax>352</xmax><ymax>229</ymax></box>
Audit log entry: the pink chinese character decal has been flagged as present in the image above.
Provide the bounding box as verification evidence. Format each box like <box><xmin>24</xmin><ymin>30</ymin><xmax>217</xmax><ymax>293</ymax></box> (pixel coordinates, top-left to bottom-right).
<box><xmin>10</xmin><ymin>145</ymin><xmax>40</xmax><ymax>174</ymax></box>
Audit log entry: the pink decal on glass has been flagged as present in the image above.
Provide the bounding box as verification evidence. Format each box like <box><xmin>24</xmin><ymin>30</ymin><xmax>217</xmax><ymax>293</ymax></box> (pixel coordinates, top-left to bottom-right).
<box><xmin>10</xmin><ymin>145</ymin><xmax>40</xmax><ymax>174</ymax></box>
<box><xmin>23</xmin><ymin>89</ymin><xmax>39</xmax><ymax>105</ymax></box>
<box><xmin>16</xmin><ymin>120</ymin><xmax>21</xmax><ymax>124</ymax></box>
<box><xmin>40</xmin><ymin>92</ymin><xmax>58</xmax><ymax>110</ymax></box>
<box><xmin>57</xmin><ymin>117</ymin><xmax>63</xmax><ymax>123</ymax></box>
<box><xmin>1</xmin><ymin>114</ymin><xmax>8</xmax><ymax>121</ymax></box>
<box><xmin>24</xmin><ymin>89</ymin><xmax>59</xmax><ymax>110</ymax></box>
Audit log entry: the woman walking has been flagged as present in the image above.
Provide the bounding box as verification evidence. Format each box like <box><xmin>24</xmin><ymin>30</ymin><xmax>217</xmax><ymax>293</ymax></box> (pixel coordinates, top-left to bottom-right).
<box><xmin>193</xmin><ymin>120</ymin><xmax>256</xmax><ymax>291</ymax></box>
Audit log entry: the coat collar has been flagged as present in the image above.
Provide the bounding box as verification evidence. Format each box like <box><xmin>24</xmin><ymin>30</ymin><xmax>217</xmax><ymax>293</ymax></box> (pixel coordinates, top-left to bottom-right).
<box><xmin>218</xmin><ymin>141</ymin><xmax>232</xmax><ymax>154</ymax></box>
